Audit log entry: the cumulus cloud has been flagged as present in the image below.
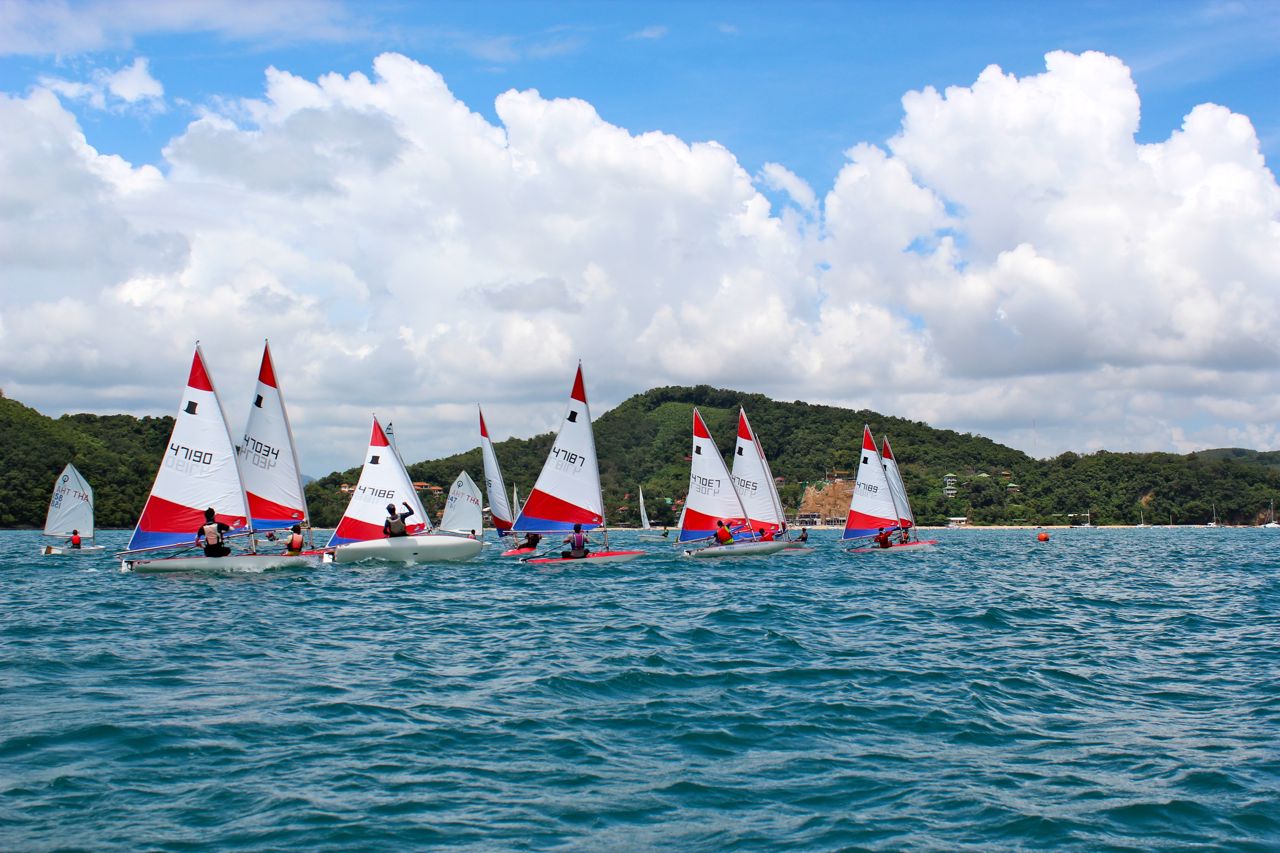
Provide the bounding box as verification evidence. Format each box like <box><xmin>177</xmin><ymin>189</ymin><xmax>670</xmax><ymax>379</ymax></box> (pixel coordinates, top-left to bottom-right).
<box><xmin>42</xmin><ymin>57</ymin><xmax>164</xmax><ymax>111</ymax></box>
<box><xmin>1</xmin><ymin>49</ymin><xmax>1278</xmax><ymax>473</ymax></box>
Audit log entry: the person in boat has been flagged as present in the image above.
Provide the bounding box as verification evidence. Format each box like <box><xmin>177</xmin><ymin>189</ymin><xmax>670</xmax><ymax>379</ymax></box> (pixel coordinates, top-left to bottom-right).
<box><xmin>561</xmin><ymin>523</ymin><xmax>590</xmax><ymax>559</ymax></box>
<box><xmin>69</xmin><ymin>529</ymin><xmax>82</xmax><ymax>549</ymax></box>
<box><xmin>759</xmin><ymin>527</ymin><xmax>775</xmax><ymax>542</ymax></box>
<box><xmin>797</xmin><ymin>527</ymin><xmax>809</xmax><ymax>543</ymax></box>
<box><xmin>874</xmin><ymin>527</ymin><xmax>893</xmax><ymax>549</ymax></box>
<box><xmin>661</xmin><ymin>526</ymin><xmax>669</xmax><ymax>538</ymax></box>
<box><xmin>516</xmin><ymin>532</ymin><xmax>542</xmax><ymax>551</ymax></box>
<box><xmin>713</xmin><ymin>520</ymin><xmax>734</xmax><ymax>547</ymax></box>
<box><xmin>383</xmin><ymin>502</ymin><xmax>414</xmax><ymax>537</ymax></box>
<box><xmin>898</xmin><ymin>521</ymin><xmax>912</xmax><ymax>545</ymax></box>
<box><xmin>197</xmin><ymin>508</ymin><xmax>232</xmax><ymax>558</ymax></box>
<box><xmin>283</xmin><ymin>524</ymin><xmax>305</xmax><ymax>556</ymax></box>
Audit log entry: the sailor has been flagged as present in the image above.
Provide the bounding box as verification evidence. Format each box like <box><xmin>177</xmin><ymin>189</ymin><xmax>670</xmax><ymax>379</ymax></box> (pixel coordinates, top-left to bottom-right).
<box><xmin>516</xmin><ymin>532</ymin><xmax>542</xmax><ymax>550</ymax></box>
<box><xmin>759</xmin><ymin>527</ymin><xmax>775</xmax><ymax>542</ymax></box>
<box><xmin>283</xmin><ymin>524</ymin><xmax>305</xmax><ymax>555</ymax></box>
<box><xmin>196</xmin><ymin>508</ymin><xmax>232</xmax><ymax>557</ymax></box>
<box><xmin>383</xmin><ymin>502</ymin><xmax>414</xmax><ymax>537</ymax></box>
<box><xmin>69</xmin><ymin>529</ymin><xmax>82</xmax><ymax>549</ymax></box>
<box><xmin>561</xmin><ymin>522</ymin><xmax>590</xmax><ymax>559</ymax></box>
<box><xmin>714</xmin><ymin>520</ymin><xmax>734</xmax><ymax>546</ymax></box>
<box><xmin>899</xmin><ymin>521</ymin><xmax>912</xmax><ymax>544</ymax></box>
<box><xmin>874</xmin><ymin>527</ymin><xmax>893</xmax><ymax>549</ymax></box>
<box><xmin>797</xmin><ymin>527</ymin><xmax>809</xmax><ymax>543</ymax></box>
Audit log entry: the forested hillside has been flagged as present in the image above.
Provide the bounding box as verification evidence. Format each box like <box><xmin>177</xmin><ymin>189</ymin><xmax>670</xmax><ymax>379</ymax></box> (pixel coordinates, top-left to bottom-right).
<box><xmin>305</xmin><ymin>385</ymin><xmax>1280</xmax><ymax>528</ymax></box>
<box><xmin>0</xmin><ymin>397</ymin><xmax>173</xmax><ymax>528</ymax></box>
<box><xmin>4</xmin><ymin>387</ymin><xmax>1280</xmax><ymax>529</ymax></box>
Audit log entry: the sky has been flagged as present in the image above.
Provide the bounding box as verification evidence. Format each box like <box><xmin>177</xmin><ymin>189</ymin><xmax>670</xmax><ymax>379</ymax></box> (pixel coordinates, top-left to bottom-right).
<box><xmin>1</xmin><ymin>0</ymin><xmax>1279</xmax><ymax>476</ymax></box>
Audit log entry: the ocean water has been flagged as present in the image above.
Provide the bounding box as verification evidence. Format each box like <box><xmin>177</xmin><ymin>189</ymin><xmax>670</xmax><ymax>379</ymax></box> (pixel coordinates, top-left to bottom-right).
<box><xmin>1</xmin><ymin>528</ymin><xmax>1276</xmax><ymax>850</ymax></box>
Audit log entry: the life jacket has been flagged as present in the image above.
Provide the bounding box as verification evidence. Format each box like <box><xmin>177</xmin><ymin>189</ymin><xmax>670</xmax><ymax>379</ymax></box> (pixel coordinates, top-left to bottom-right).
<box><xmin>202</xmin><ymin>522</ymin><xmax>223</xmax><ymax>546</ymax></box>
<box><xmin>571</xmin><ymin>532</ymin><xmax>586</xmax><ymax>550</ymax></box>
<box><xmin>70</xmin><ymin>533</ymin><xmax>82</xmax><ymax>548</ymax></box>
<box><xmin>760</xmin><ymin>528</ymin><xmax>774</xmax><ymax>541</ymax></box>
<box><xmin>385</xmin><ymin>515</ymin><xmax>407</xmax><ymax>536</ymax></box>
<box><xmin>286</xmin><ymin>533</ymin><xmax>304</xmax><ymax>552</ymax></box>
<box><xmin>715</xmin><ymin>526</ymin><xmax>733</xmax><ymax>544</ymax></box>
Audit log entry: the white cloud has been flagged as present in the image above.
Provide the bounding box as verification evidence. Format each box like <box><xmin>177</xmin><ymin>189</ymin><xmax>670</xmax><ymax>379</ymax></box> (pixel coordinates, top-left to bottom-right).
<box><xmin>41</xmin><ymin>56</ymin><xmax>164</xmax><ymax>111</ymax></box>
<box><xmin>627</xmin><ymin>25</ymin><xmax>668</xmax><ymax>41</ymax></box>
<box><xmin>0</xmin><ymin>0</ymin><xmax>353</xmax><ymax>56</ymax></box>
<box><xmin>1</xmin><ymin>49</ymin><xmax>1279</xmax><ymax>475</ymax></box>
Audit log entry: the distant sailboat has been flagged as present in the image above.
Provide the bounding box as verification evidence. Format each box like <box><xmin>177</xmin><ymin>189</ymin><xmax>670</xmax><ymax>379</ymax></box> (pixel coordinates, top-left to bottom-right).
<box><xmin>639</xmin><ymin>485</ymin><xmax>651</xmax><ymax>530</ymax></box>
<box><xmin>438</xmin><ymin>471</ymin><xmax>484</xmax><ymax>536</ymax></box>
<box><xmin>1136</xmin><ymin>508</ymin><xmax>1151</xmax><ymax>528</ymax></box>
<box><xmin>510</xmin><ymin>364</ymin><xmax>643</xmax><ymax>565</ymax></box>
<box><xmin>1205</xmin><ymin>503</ymin><xmax>1219</xmax><ymax>528</ymax></box>
<box><xmin>680</xmin><ymin>408</ymin><xmax>786</xmax><ymax>559</ymax></box>
<box><xmin>1264</xmin><ymin>500</ymin><xmax>1279</xmax><ymax>528</ymax></box>
<box><xmin>326</xmin><ymin>417</ymin><xmax>481</xmax><ymax>563</ymax></box>
<box><xmin>40</xmin><ymin>463</ymin><xmax>104</xmax><ymax>554</ymax></box>
<box><xmin>479</xmin><ymin>407</ymin><xmax>514</xmax><ymax>535</ymax></box>
<box><xmin>732</xmin><ymin>408</ymin><xmax>812</xmax><ymax>553</ymax></box>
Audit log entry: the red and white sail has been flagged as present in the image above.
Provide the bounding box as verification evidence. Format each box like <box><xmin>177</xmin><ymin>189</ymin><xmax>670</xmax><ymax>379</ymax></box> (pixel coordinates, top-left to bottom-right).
<box><xmin>679</xmin><ymin>408</ymin><xmax>750</xmax><ymax>543</ymax></box>
<box><xmin>731</xmin><ymin>409</ymin><xmax>785</xmax><ymax>534</ymax></box>
<box><xmin>128</xmin><ymin>345</ymin><xmax>249</xmax><ymax>550</ymax></box>
<box><xmin>439</xmin><ymin>470</ymin><xmax>484</xmax><ymax>535</ymax></box>
<box><xmin>327</xmin><ymin>416</ymin><xmax>429</xmax><ymax>546</ymax></box>
<box><xmin>880</xmin><ymin>437</ymin><xmax>915</xmax><ymax>532</ymax></box>
<box><xmin>479</xmin><ymin>406</ymin><xmax>513</xmax><ymax>533</ymax></box>
<box><xmin>512</xmin><ymin>365</ymin><xmax>604</xmax><ymax>533</ymax></box>
<box><xmin>239</xmin><ymin>341</ymin><xmax>308</xmax><ymax>533</ymax></box>
<box><xmin>842</xmin><ymin>425</ymin><xmax>902</xmax><ymax>540</ymax></box>
<box><xmin>44</xmin><ymin>463</ymin><xmax>95</xmax><ymax>539</ymax></box>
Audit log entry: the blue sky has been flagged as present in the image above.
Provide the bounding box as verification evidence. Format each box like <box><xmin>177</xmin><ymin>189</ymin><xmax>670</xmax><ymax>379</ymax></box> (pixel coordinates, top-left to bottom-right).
<box><xmin>3</xmin><ymin>1</ymin><xmax>1277</xmax><ymax>192</ymax></box>
<box><xmin>2</xmin><ymin>0</ymin><xmax>1280</xmax><ymax>471</ymax></box>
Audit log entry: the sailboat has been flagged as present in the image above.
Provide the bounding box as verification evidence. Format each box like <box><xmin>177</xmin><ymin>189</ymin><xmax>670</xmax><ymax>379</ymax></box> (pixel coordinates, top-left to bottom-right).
<box><xmin>732</xmin><ymin>408</ymin><xmax>812</xmax><ymax>553</ymax></box>
<box><xmin>326</xmin><ymin>417</ymin><xmax>481</xmax><ymax>563</ymax></box>
<box><xmin>1263</xmin><ymin>500</ymin><xmax>1279</xmax><ymax>528</ymax></box>
<box><xmin>1136</xmin><ymin>509</ymin><xmax>1151</xmax><ymax>528</ymax></box>
<box><xmin>239</xmin><ymin>341</ymin><xmax>310</xmax><ymax>538</ymax></box>
<box><xmin>680</xmin><ymin>408</ymin><xmax>786</xmax><ymax>558</ymax></box>
<box><xmin>842</xmin><ymin>425</ymin><xmax>936</xmax><ymax>553</ymax></box>
<box><xmin>121</xmin><ymin>344</ymin><xmax>314</xmax><ymax>572</ymax></box>
<box><xmin>437</xmin><ymin>471</ymin><xmax>484</xmax><ymax>536</ymax></box>
<box><xmin>1205</xmin><ymin>503</ymin><xmax>1219</xmax><ymax>528</ymax></box>
<box><xmin>636</xmin><ymin>484</ymin><xmax>670</xmax><ymax>542</ymax></box>
<box><xmin>40</xmin><ymin>463</ymin><xmax>104</xmax><ymax>554</ymax></box>
<box><xmin>479</xmin><ymin>407</ymin><xmax>514</xmax><ymax>536</ymax></box>
<box><xmin>509</xmin><ymin>364</ymin><xmax>644</xmax><ymax>565</ymax></box>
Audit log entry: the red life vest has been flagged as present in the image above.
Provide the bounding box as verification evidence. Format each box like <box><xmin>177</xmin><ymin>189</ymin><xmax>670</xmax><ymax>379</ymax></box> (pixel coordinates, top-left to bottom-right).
<box><xmin>715</xmin><ymin>526</ymin><xmax>733</xmax><ymax>545</ymax></box>
<box><xmin>70</xmin><ymin>533</ymin><xmax>82</xmax><ymax>548</ymax></box>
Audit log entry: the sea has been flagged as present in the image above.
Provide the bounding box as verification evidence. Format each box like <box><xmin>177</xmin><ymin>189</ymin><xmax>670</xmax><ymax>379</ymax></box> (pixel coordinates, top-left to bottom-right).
<box><xmin>1</xmin><ymin>527</ymin><xmax>1276</xmax><ymax>850</ymax></box>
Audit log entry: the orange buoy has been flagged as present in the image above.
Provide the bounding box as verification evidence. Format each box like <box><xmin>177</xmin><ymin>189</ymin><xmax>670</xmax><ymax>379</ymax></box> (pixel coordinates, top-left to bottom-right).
<box><xmin>1037</xmin><ymin>531</ymin><xmax>1050</xmax><ymax>542</ymax></box>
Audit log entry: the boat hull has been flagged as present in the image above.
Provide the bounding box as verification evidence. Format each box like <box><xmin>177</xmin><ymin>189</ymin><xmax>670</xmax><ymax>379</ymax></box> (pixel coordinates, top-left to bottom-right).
<box><xmin>41</xmin><ymin>544</ymin><xmax>106</xmax><ymax>556</ymax></box>
<box><xmin>781</xmin><ymin>544</ymin><xmax>815</xmax><ymax>555</ymax></box>
<box><xmin>523</xmin><ymin>549</ymin><xmax>645</xmax><ymax>565</ymax></box>
<box><xmin>122</xmin><ymin>552</ymin><xmax>319</xmax><ymax>573</ymax></box>
<box><xmin>683</xmin><ymin>540</ymin><xmax>788</xmax><ymax>559</ymax></box>
<box><xmin>329</xmin><ymin>534</ymin><xmax>482</xmax><ymax>564</ymax></box>
<box><xmin>500</xmin><ymin>546</ymin><xmax>537</xmax><ymax>557</ymax></box>
<box><xmin>845</xmin><ymin>539</ymin><xmax>939</xmax><ymax>554</ymax></box>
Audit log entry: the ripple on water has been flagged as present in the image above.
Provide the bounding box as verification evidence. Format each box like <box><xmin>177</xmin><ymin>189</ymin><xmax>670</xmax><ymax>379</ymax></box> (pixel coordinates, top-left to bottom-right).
<box><xmin>0</xmin><ymin>527</ymin><xmax>1277</xmax><ymax>849</ymax></box>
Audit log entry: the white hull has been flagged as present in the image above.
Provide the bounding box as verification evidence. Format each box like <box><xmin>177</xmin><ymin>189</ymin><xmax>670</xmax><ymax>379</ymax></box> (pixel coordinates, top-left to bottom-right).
<box><xmin>41</xmin><ymin>544</ymin><xmax>105</xmax><ymax>556</ymax></box>
<box><xmin>122</xmin><ymin>552</ymin><xmax>317</xmax><ymax>573</ymax></box>
<box><xmin>1264</xmin><ymin>521</ymin><xmax>1280</xmax><ymax>529</ymax></box>
<box><xmin>328</xmin><ymin>534</ymin><xmax>482</xmax><ymax>564</ymax></box>
<box><xmin>683</xmin><ymin>540</ymin><xmax>788</xmax><ymax>559</ymax></box>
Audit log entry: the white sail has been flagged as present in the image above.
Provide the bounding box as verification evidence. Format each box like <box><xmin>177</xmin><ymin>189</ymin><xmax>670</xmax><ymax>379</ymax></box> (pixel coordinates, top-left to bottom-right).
<box><xmin>44</xmin><ymin>463</ymin><xmax>94</xmax><ymax>539</ymax></box>
<box><xmin>638</xmin><ymin>485</ymin><xmax>651</xmax><ymax>529</ymax></box>
<box><xmin>327</xmin><ymin>416</ymin><xmax>430</xmax><ymax>546</ymax></box>
<box><xmin>512</xmin><ymin>484</ymin><xmax>520</xmax><ymax>516</ymax></box>
<box><xmin>479</xmin><ymin>406</ymin><xmax>513</xmax><ymax>533</ymax></box>
<box><xmin>678</xmin><ymin>408</ymin><xmax>751</xmax><ymax>543</ymax></box>
<box><xmin>239</xmin><ymin>341</ymin><xmax>309</xmax><ymax>532</ymax></box>
<box><xmin>439</xmin><ymin>470</ymin><xmax>484</xmax><ymax>535</ymax></box>
<box><xmin>731</xmin><ymin>409</ymin><xmax>786</xmax><ymax>533</ymax></box>
<box><xmin>880</xmin><ymin>436</ymin><xmax>915</xmax><ymax>533</ymax></box>
<box><xmin>127</xmin><ymin>345</ymin><xmax>250</xmax><ymax>551</ymax></box>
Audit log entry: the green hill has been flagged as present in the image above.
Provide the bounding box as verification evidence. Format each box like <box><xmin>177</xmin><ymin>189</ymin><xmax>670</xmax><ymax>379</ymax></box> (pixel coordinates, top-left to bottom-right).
<box><xmin>4</xmin><ymin>386</ymin><xmax>1279</xmax><ymax>530</ymax></box>
<box><xmin>307</xmin><ymin>385</ymin><xmax>1280</xmax><ymax>528</ymax></box>
<box><xmin>0</xmin><ymin>396</ymin><xmax>173</xmax><ymax>528</ymax></box>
